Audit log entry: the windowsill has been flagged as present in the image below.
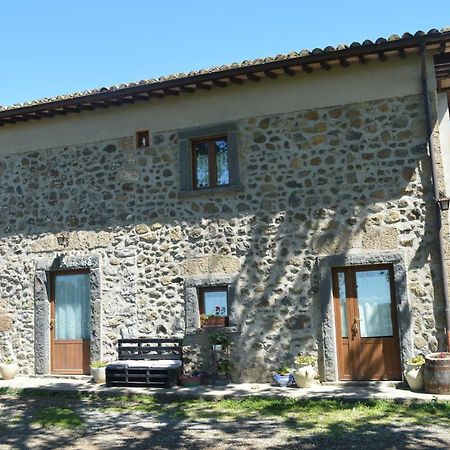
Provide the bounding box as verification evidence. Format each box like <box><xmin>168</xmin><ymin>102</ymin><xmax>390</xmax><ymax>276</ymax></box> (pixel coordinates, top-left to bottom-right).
<box><xmin>178</xmin><ymin>184</ymin><xmax>244</xmax><ymax>199</ymax></box>
<box><xmin>185</xmin><ymin>326</ymin><xmax>238</xmax><ymax>335</ymax></box>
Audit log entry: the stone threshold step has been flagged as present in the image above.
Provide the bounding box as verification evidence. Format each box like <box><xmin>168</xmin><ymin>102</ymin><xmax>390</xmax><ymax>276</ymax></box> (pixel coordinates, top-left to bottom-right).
<box><xmin>28</xmin><ymin>374</ymin><xmax>92</xmax><ymax>380</ymax></box>
<box><xmin>322</xmin><ymin>380</ymin><xmax>405</xmax><ymax>388</ymax></box>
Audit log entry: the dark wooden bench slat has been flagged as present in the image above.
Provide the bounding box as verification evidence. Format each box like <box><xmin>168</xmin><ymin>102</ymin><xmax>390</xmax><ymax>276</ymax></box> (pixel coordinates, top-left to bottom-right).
<box><xmin>119</xmin><ymin>338</ymin><xmax>182</xmax><ymax>344</ymax></box>
<box><xmin>118</xmin><ymin>345</ymin><xmax>182</xmax><ymax>353</ymax></box>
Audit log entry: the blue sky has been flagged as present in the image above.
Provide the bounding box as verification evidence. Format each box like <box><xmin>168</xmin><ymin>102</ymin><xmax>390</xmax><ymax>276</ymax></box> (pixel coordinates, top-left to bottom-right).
<box><xmin>1</xmin><ymin>1</ymin><xmax>449</xmax><ymax>106</ymax></box>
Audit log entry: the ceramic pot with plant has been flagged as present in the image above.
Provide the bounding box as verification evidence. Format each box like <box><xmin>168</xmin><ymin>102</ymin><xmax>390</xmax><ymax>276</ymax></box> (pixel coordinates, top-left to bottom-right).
<box><xmin>293</xmin><ymin>354</ymin><xmax>317</xmax><ymax>388</ymax></box>
<box><xmin>209</xmin><ymin>332</ymin><xmax>231</xmax><ymax>352</ymax></box>
<box><xmin>0</xmin><ymin>358</ymin><xmax>18</xmax><ymax>380</ymax></box>
<box><xmin>273</xmin><ymin>366</ymin><xmax>293</xmax><ymax>387</ymax></box>
<box><xmin>403</xmin><ymin>355</ymin><xmax>425</xmax><ymax>392</ymax></box>
<box><xmin>91</xmin><ymin>361</ymin><xmax>108</xmax><ymax>384</ymax></box>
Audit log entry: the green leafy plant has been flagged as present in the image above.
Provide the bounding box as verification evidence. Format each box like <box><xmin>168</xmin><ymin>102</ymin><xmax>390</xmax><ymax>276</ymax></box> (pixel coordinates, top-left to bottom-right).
<box><xmin>294</xmin><ymin>354</ymin><xmax>317</xmax><ymax>366</ymax></box>
<box><xmin>276</xmin><ymin>365</ymin><xmax>292</xmax><ymax>375</ymax></box>
<box><xmin>2</xmin><ymin>358</ymin><xmax>14</xmax><ymax>365</ymax></box>
<box><xmin>91</xmin><ymin>361</ymin><xmax>108</xmax><ymax>369</ymax></box>
<box><xmin>209</xmin><ymin>333</ymin><xmax>230</xmax><ymax>348</ymax></box>
<box><xmin>216</xmin><ymin>360</ymin><xmax>231</xmax><ymax>374</ymax></box>
<box><xmin>406</xmin><ymin>355</ymin><xmax>425</xmax><ymax>365</ymax></box>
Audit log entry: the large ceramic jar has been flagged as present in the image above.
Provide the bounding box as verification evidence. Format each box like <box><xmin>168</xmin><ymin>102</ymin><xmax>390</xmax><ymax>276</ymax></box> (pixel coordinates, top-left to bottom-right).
<box><xmin>0</xmin><ymin>363</ymin><xmax>18</xmax><ymax>380</ymax></box>
<box><xmin>293</xmin><ymin>364</ymin><xmax>315</xmax><ymax>388</ymax></box>
<box><xmin>403</xmin><ymin>362</ymin><xmax>424</xmax><ymax>392</ymax></box>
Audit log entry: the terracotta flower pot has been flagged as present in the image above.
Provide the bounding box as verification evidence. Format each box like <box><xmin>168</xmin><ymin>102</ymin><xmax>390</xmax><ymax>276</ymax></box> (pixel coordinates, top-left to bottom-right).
<box><xmin>202</xmin><ymin>316</ymin><xmax>226</xmax><ymax>328</ymax></box>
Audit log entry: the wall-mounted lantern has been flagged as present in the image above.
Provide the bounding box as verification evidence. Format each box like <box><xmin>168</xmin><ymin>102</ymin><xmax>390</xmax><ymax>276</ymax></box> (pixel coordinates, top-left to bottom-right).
<box><xmin>437</xmin><ymin>197</ymin><xmax>450</xmax><ymax>211</ymax></box>
<box><xmin>56</xmin><ymin>232</ymin><xmax>69</xmax><ymax>248</ymax></box>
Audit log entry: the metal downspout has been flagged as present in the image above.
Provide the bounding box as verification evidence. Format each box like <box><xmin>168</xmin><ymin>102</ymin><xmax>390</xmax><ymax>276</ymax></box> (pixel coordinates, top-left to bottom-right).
<box><xmin>420</xmin><ymin>41</ymin><xmax>450</xmax><ymax>351</ymax></box>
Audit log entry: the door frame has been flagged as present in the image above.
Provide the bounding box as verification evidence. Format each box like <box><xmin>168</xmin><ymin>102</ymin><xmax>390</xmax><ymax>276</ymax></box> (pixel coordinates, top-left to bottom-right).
<box><xmin>318</xmin><ymin>251</ymin><xmax>413</xmax><ymax>382</ymax></box>
<box><xmin>34</xmin><ymin>254</ymin><xmax>102</xmax><ymax>375</ymax></box>
<box><xmin>50</xmin><ymin>269</ymin><xmax>91</xmax><ymax>375</ymax></box>
<box><xmin>332</xmin><ymin>264</ymin><xmax>402</xmax><ymax>381</ymax></box>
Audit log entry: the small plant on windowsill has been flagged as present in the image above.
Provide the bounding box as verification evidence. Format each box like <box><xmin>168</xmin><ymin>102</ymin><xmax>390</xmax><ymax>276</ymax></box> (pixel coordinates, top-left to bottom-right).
<box><xmin>200</xmin><ymin>306</ymin><xmax>227</xmax><ymax>328</ymax></box>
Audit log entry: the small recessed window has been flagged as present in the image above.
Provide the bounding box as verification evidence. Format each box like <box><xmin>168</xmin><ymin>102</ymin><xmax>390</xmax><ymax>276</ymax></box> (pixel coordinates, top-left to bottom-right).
<box><xmin>199</xmin><ymin>287</ymin><xmax>229</xmax><ymax>327</ymax></box>
<box><xmin>136</xmin><ymin>130</ymin><xmax>150</xmax><ymax>148</ymax></box>
<box><xmin>192</xmin><ymin>136</ymin><xmax>229</xmax><ymax>189</ymax></box>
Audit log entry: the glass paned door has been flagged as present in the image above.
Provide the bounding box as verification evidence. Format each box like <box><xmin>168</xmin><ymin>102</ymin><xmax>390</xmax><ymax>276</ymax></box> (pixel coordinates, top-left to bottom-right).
<box><xmin>332</xmin><ymin>265</ymin><xmax>401</xmax><ymax>381</ymax></box>
<box><xmin>55</xmin><ymin>273</ymin><xmax>91</xmax><ymax>339</ymax></box>
<box><xmin>51</xmin><ymin>271</ymin><xmax>91</xmax><ymax>375</ymax></box>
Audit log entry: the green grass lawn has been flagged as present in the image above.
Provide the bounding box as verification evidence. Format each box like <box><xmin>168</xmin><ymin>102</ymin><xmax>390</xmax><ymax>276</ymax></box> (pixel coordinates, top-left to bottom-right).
<box><xmin>1</xmin><ymin>388</ymin><xmax>450</xmax><ymax>437</ymax></box>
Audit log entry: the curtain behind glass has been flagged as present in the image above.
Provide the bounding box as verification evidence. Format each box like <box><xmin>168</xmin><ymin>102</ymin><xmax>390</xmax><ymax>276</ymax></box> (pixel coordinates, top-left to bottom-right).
<box><xmin>356</xmin><ymin>270</ymin><xmax>393</xmax><ymax>337</ymax></box>
<box><xmin>55</xmin><ymin>273</ymin><xmax>91</xmax><ymax>340</ymax></box>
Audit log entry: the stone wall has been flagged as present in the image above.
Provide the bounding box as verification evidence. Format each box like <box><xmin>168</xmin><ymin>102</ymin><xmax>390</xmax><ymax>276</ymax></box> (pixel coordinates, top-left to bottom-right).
<box><xmin>0</xmin><ymin>93</ymin><xmax>446</xmax><ymax>381</ymax></box>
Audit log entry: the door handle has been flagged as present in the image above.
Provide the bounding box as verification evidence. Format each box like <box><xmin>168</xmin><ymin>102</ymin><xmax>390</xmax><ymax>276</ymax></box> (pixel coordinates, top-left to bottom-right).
<box><xmin>351</xmin><ymin>318</ymin><xmax>360</xmax><ymax>338</ymax></box>
<box><xmin>50</xmin><ymin>320</ymin><xmax>55</xmax><ymax>331</ymax></box>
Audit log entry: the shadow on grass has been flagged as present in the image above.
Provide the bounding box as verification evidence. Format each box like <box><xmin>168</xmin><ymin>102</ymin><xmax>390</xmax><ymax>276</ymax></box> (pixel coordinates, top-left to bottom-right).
<box><xmin>1</xmin><ymin>388</ymin><xmax>450</xmax><ymax>449</ymax></box>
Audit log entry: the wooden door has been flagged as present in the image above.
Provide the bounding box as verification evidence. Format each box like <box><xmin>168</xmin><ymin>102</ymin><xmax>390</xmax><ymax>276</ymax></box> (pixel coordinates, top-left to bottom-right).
<box><xmin>332</xmin><ymin>265</ymin><xmax>401</xmax><ymax>381</ymax></box>
<box><xmin>50</xmin><ymin>271</ymin><xmax>91</xmax><ymax>375</ymax></box>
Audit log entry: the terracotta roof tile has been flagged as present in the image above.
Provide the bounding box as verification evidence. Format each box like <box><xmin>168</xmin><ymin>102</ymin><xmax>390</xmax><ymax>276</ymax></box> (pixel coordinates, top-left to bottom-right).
<box><xmin>0</xmin><ymin>27</ymin><xmax>449</xmax><ymax>113</ymax></box>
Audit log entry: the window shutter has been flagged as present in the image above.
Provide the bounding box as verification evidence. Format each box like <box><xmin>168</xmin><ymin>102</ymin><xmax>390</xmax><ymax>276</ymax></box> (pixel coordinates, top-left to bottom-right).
<box><xmin>179</xmin><ymin>138</ymin><xmax>193</xmax><ymax>191</ymax></box>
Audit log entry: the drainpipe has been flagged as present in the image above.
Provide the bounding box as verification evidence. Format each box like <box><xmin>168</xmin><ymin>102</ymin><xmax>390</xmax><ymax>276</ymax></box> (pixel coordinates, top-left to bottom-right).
<box><xmin>420</xmin><ymin>41</ymin><xmax>450</xmax><ymax>351</ymax></box>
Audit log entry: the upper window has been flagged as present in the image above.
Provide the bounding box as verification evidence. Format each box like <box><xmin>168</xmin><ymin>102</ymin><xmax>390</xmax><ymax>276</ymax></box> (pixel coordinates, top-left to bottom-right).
<box><xmin>192</xmin><ymin>136</ymin><xmax>229</xmax><ymax>189</ymax></box>
<box><xmin>178</xmin><ymin>122</ymin><xmax>240</xmax><ymax>194</ymax></box>
<box><xmin>198</xmin><ymin>286</ymin><xmax>229</xmax><ymax>328</ymax></box>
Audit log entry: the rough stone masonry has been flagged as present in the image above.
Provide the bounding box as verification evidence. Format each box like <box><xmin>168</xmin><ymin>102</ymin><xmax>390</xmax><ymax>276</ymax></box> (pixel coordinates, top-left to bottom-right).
<box><xmin>0</xmin><ymin>93</ymin><xmax>446</xmax><ymax>382</ymax></box>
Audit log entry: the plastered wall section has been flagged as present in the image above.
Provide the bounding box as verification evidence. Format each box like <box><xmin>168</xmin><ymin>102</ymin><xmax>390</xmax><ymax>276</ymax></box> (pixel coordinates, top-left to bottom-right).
<box><xmin>0</xmin><ymin>56</ymin><xmax>425</xmax><ymax>155</ymax></box>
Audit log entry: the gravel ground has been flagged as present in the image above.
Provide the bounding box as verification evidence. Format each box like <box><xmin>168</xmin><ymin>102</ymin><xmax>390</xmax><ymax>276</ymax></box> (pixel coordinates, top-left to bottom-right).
<box><xmin>1</xmin><ymin>395</ymin><xmax>449</xmax><ymax>450</ymax></box>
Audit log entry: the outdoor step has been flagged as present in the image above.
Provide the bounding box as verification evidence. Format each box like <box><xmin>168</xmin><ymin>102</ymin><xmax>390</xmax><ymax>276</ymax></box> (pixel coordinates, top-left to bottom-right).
<box><xmin>28</xmin><ymin>374</ymin><xmax>92</xmax><ymax>381</ymax></box>
<box><xmin>322</xmin><ymin>380</ymin><xmax>405</xmax><ymax>388</ymax></box>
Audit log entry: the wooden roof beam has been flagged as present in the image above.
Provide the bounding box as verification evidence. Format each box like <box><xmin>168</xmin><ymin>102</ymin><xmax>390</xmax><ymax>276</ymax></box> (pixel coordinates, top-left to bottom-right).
<box><xmin>163</xmin><ymin>89</ymin><xmax>179</xmax><ymax>96</ymax></box>
<box><xmin>196</xmin><ymin>83</ymin><xmax>211</xmax><ymax>90</ymax></box>
<box><xmin>247</xmin><ymin>73</ymin><xmax>261</xmax><ymax>82</ymax></box>
<box><xmin>320</xmin><ymin>61</ymin><xmax>332</xmax><ymax>71</ymax></box>
<box><xmin>180</xmin><ymin>85</ymin><xmax>196</xmax><ymax>93</ymax></box>
<box><xmin>39</xmin><ymin>111</ymin><xmax>56</xmax><ymax>118</ymax></box>
<box><xmin>359</xmin><ymin>55</ymin><xmax>368</xmax><ymax>64</ymax></box>
<box><xmin>132</xmin><ymin>93</ymin><xmax>151</xmax><ymax>101</ymax></box>
<box><xmin>149</xmin><ymin>92</ymin><xmax>165</xmax><ymax>99</ymax></box>
<box><xmin>229</xmin><ymin>76</ymin><xmax>244</xmax><ymax>84</ymax></box>
<box><xmin>212</xmin><ymin>79</ymin><xmax>227</xmax><ymax>87</ymax></box>
<box><xmin>398</xmin><ymin>48</ymin><xmax>406</xmax><ymax>58</ymax></box>
<box><xmin>283</xmin><ymin>66</ymin><xmax>296</xmax><ymax>76</ymax></box>
<box><xmin>340</xmin><ymin>58</ymin><xmax>349</xmax><ymax>68</ymax></box>
<box><xmin>378</xmin><ymin>51</ymin><xmax>387</xmax><ymax>61</ymax></box>
<box><xmin>91</xmin><ymin>102</ymin><xmax>110</xmax><ymax>108</ymax></box>
<box><xmin>264</xmin><ymin>70</ymin><xmax>277</xmax><ymax>79</ymax></box>
<box><xmin>302</xmin><ymin>64</ymin><xmax>313</xmax><ymax>73</ymax></box>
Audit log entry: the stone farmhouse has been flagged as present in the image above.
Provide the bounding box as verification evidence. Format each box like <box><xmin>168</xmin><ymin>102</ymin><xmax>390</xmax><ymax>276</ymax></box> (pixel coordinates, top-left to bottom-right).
<box><xmin>1</xmin><ymin>28</ymin><xmax>450</xmax><ymax>382</ymax></box>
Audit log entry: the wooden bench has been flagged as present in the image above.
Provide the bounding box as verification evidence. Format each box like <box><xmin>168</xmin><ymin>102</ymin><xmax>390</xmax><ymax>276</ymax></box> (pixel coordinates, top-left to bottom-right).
<box><xmin>106</xmin><ymin>338</ymin><xmax>183</xmax><ymax>387</ymax></box>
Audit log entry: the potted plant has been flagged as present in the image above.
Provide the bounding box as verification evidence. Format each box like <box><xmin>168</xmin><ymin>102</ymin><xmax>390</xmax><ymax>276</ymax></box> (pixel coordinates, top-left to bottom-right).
<box><xmin>179</xmin><ymin>373</ymin><xmax>202</xmax><ymax>387</ymax></box>
<box><xmin>0</xmin><ymin>358</ymin><xmax>18</xmax><ymax>380</ymax></box>
<box><xmin>424</xmin><ymin>352</ymin><xmax>450</xmax><ymax>394</ymax></box>
<box><xmin>403</xmin><ymin>355</ymin><xmax>425</xmax><ymax>392</ymax></box>
<box><xmin>273</xmin><ymin>366</ymin><xmax>293</xmax><ymax>387</ymax></box>
<box><xmin>209</xmin><ymin>332</ymin><xmax>231</xmax><ymax>351</ymax></box>
<box><xmin>216</xmin><ymin>359</ymin><xmax>231</xmax><ymax>377</ymax></box>
<box><xmin>91</xmin><ymin>361</ymin><xmax>108</xmax><ymax>384</ymax></box>
<box><xmin>293</xmin><ymin>354</ymin><xmax>317</xmax><ymax>388</ymax></box>
<box><xmin>200</xmin><ymin>306</ymin><xmax>227</xmax><ymax>328</ymax></box>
